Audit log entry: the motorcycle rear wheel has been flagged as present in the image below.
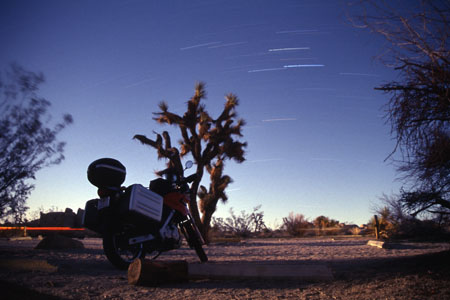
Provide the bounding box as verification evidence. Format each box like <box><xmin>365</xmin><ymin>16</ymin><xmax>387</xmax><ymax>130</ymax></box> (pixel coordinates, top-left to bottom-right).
<box><xmin>183</xmin><ymin>221</ymin><xmax>208</xmax><ymax>262</ymax></box>
<box><xmin>103</xmin><ymin>233</ymin><xmax>145</xmax><ymax>270</ymax></box>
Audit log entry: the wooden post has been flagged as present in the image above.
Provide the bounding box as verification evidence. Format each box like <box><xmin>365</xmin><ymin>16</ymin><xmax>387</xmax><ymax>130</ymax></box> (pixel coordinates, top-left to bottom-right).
<box><xmin>374</xmin><ymin>215</ymin><xmax>380</xmax><ymax>239</ymax></box>
<box><xmin>128</xmin><ymin>259</ymin><xmax>188</xmax><ymax>286</ymax></box>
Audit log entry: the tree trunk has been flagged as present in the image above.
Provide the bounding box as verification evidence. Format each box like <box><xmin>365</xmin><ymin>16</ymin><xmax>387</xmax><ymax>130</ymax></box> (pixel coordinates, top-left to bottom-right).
<box><xmin>200</xmin><ymin>206</ymin><xmax>215</xmax><ymax>244</ymax></box>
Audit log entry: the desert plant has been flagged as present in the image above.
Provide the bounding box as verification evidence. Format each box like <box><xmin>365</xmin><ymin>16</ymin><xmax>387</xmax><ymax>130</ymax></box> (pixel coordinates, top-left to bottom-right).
<box><xmin>369</xmin><ymin>207</ymin><xmax>397</xmax><ymax>239</ymax></box>
<box><xmin>282</xmin><ymin>212</ymin><xmax>311</xmax><ymax>237</ymax></box>
<box><xmin>313</xmin><ymin>216</ymin><xmax>339</xmax><ymax>229</ymax></box>
<box><xmin>349</xmin><ymin>226</ymin><xmax>362</xmax><ymax>235</ymax></box>
<box><xmin>374</xmin><ymin>194</ymin><xmax>450</xmax><ymax>240</ymax></box>
<box><xmin>134</xmin><ymin>82</ymin><xmax>246</xmax><ymax>242</ymax></box>
<box><xmin>212</xmin><ymin>205</ymin><xmax>267</xmax><ymax>237</ymax></box>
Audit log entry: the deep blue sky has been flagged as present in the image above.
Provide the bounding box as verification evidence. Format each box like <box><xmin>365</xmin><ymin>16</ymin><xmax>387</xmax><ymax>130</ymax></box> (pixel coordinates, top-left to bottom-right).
<box><xmin>1</xmin><ymin>0</ymin><xmax>406</xmax><ymax>226</ymax></box>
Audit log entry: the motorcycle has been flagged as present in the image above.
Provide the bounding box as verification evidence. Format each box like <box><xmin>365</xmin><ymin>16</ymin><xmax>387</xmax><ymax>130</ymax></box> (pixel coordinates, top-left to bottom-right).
<box><xmin>82</xmin><ymin>158</ymin><xmax>208</xmax><ymax>270</ymax></box>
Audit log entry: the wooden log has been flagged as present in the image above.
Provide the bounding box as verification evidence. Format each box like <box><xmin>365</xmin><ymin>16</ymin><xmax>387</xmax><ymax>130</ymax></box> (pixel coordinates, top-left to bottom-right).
<box><xmin>128</xmin><ymin>259</ymin><xmax>188</xmax><ymax>286</ymax></box>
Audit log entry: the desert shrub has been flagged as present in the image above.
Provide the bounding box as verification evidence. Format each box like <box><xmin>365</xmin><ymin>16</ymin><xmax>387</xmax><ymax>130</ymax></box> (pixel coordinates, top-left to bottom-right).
<box><xmin>391</xmin><ymin>218</ymin><xmax>449</xmax><ymax>241</ymax></box>
<box><xmin>282</xmin><ymin>212</ymin><xmax>311</xmax><ymax>237</ymax></box>
<box><xmin>368</xmin><ymin>210</ymin><xmax>396</xmax><ymax>239</ymax></box>
<box><xmin>349</xmin><ymin>226</ymin><xmax>362</xmax><ymax>235</ymax></box>
<box><xmin>211</xmin><ymin>205</ymin><xmax>267</xmax><ymax>238</ymax></box>
<box><xmin>311</xmin><ymin>216</ymin><xmax>342</xmax><ymax>236</ymax></box>
<box><xmin>370</xmin><ymin>203</ymin><xmax>449</xmax><ymax>240</ymax></box>
<box><xmin>372</xmin><ymin>193</ymin><xmax>450</xmax><ymax>240</ymax></box>
<box><xmin>313</xmin><ymin>216</ymin><xmax>339</xmax><ymax>229</ymax></box>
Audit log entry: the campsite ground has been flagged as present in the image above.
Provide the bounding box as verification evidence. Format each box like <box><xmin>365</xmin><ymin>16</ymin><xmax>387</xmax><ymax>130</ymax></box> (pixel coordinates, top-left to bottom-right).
<box><xmin>0</xmin><ymin>237</ymin><xmax>449</xmax><ymax>299</ymax></box>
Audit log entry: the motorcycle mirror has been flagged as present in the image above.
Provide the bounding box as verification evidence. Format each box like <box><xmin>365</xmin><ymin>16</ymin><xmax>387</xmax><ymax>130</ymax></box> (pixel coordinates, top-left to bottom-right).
<box><xmin>185</xmin><ymin>160</ymin><xmax>193</xmax><ymax>169</ymax></box>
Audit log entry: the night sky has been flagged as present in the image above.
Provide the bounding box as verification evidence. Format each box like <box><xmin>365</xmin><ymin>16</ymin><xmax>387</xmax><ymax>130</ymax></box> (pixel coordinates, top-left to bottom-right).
<box><xmin>1</xmin><ymin>0</ymin><xmax>408</xmax><ymax>226</ymax></box>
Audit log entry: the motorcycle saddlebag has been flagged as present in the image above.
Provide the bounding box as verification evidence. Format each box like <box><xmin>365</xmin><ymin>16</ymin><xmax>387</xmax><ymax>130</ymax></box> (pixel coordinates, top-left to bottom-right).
<box><xmin>82</xmin><ymin>199</ymin><xmax>101</xmax><ymax>232</ymax></box>
<box><xmin>119</xmin><ymin>184</ymin><xmax>163</xmax><ymax>224</ymax></box>
<box><xmin>87</xmin><ymin>158</ymin><xmax>126</xmax><ymax>188</ymax></box>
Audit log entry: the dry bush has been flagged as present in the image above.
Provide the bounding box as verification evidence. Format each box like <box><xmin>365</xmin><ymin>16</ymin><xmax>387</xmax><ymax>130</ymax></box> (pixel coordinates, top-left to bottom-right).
<box><xmin>370</xmin><ymin>205</ymin><xmax>449</xmax><ymax>241</ymax></box>
<box><xmin>282</xmin><ymin>212</ymin><xmax>311</xmax><ymax>237</ymax></box>
<box><xmin>349</xmin><ymin>226</ymin><xmax>362</xmax><ymax>235</ymax></box>
<box><xmin>211</xmin><ymin>206</ymin><xmax>267</xmax><ymax>238</ymax></box>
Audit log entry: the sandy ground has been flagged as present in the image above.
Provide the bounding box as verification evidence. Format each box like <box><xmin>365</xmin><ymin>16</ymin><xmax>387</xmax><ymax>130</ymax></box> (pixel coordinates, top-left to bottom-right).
<box><xmin>0</xmin><ymin>237</ymin><xmax>449</xmax><ymax>299</ymax></box>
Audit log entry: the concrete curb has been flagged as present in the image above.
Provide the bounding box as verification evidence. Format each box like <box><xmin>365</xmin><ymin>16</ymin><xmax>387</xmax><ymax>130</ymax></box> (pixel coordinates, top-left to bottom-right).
<box><xmin>188</xmin><ymin>263</ymin><xmax>334</xmax><ymax>281</ymax></box>
<box><xmin>128</xmin><ymin>259</ymin><xmax>334</xmax><ymax>286</ymax></box>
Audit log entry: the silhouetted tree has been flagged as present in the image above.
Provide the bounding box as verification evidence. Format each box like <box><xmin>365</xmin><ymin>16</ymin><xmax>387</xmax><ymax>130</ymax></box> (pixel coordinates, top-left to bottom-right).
<box><xmin>353</xmin><ymin>0</ymin><xmax>450</xmax><ymax>219</ymax></box>
<box><xmin>377</xmin><ymin>193</ymin><xmax>408</xmax><ymax>224</ymax></box>
<box><xmin>0</xmin><ymin>64</ymin><xmax>73</xmax><ymax>223</ymax></box>
<box><xmin>134</xmin><ymin>82</ymin><xmax>246</xmax><ymax>241</ymax></box>
<box><xmin>398</xmin><ymin>188</ymin><xmax>450</xmax><ymax>220</ymax></box>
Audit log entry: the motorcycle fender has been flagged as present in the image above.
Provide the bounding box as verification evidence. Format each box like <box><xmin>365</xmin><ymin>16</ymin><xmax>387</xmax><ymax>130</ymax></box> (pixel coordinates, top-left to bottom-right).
<box><xmin>163</xmin><ymin>192</ymin><xmax>189</xmax><ymax>216</ymax></box>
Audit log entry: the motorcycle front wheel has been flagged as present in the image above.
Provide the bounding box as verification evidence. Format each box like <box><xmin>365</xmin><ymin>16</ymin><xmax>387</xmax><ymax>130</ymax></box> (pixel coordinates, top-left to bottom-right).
<box><xmin>103</xmin><ymin>233</ymin><xmax>145</xmax><ymax>270</ymax></box>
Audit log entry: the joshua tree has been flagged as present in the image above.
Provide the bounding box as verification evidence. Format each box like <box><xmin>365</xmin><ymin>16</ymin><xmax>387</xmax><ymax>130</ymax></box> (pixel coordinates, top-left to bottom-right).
<box><xmin>134</xmin><ymin>82</ymin><xmax>246</xmax><ymax>241</ymax></box>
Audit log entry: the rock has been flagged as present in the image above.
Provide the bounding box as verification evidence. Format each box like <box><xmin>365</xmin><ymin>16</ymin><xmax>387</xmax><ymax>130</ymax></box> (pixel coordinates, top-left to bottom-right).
<box><xmin>39</xmin><ymin>208</ymin><xmax>77</xmax><ymax>227</ymax></box>
<box><xmin>76</xmin><ymin>208</ymin><xmax>85</xmax><ymax>227</ymax></box>
<box><xmin>0</xmin><ymin>258</ymin><xmax>58</xmax><ymax>273</ymax></box>
<box><xmin>367</xmin><ymin>240</ymin><xmax>385</xmax><ymax>248</ymax></box>
<box><xmin>62</xmin><ymin>208</ymin><xmax>76</xmax><ymax>227</ymax></box>
<box><xmin>35</xmin><ymin>234</ymin><xmax>84</xmax><ymax>250</ymax></box>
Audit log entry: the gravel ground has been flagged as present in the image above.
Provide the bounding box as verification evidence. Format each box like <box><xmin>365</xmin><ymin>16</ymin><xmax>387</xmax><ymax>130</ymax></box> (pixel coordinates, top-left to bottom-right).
<box><xmin>0</xmin><ymin>237</ymin><xmax>449</xmax><ymax>299</ymax></box>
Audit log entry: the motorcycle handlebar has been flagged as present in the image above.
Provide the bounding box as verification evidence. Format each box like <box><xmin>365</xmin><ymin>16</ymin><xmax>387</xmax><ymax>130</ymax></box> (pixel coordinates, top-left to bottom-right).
<box><xmin>161</xmin><ymin>168</ymin><xmax>197</xmax><ymax>186</ymax></box>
